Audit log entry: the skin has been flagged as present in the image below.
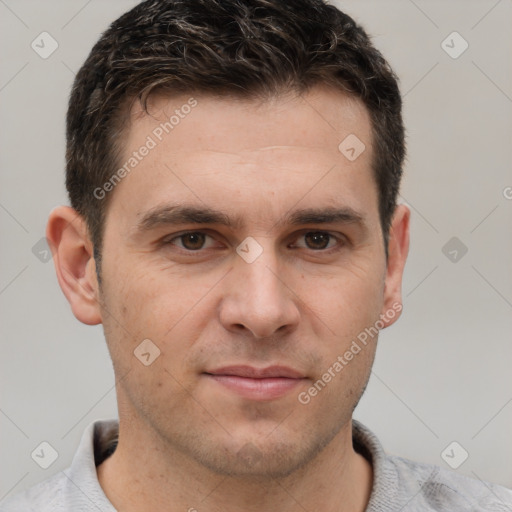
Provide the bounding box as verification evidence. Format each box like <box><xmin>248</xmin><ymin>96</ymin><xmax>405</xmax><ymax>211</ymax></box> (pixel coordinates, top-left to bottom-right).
<box><xmin>47</xmin><ymin>85</ymin><xmax>409</xmax><ymax>512</ymax></box>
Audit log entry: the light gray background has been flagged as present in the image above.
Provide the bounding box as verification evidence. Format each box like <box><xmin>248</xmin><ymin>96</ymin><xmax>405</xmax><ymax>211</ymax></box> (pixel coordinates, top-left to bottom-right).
<box><xmin>1</xmin><ymin>0</ymin><xmax>511</xmax><ymax>500</ymax></box>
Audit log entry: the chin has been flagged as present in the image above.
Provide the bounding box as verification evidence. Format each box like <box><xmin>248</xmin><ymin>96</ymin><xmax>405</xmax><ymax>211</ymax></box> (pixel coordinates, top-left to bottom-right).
<box><xmin>176</xmin><ymin>425</ymin><xmax>337</xmax><ymax>480</ymax></box>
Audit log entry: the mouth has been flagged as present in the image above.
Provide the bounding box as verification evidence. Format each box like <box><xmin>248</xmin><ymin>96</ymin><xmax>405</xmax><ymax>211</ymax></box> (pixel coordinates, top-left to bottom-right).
<box><xmin>203</xmin><ymin>365</ymin><xmax>307</xmax><ymax>401</ymax></box>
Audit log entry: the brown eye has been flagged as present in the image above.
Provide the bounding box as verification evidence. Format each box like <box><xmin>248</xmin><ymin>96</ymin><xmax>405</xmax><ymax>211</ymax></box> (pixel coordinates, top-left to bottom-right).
<box><xmin>178</xmin><ymin>232</ymin><xmax>206</xmax><ymax>250</ymax></box>
<box><xmin>304</xmin><ymin>232</ymin><xmax>332</xmax><ymax>250</ymax></box>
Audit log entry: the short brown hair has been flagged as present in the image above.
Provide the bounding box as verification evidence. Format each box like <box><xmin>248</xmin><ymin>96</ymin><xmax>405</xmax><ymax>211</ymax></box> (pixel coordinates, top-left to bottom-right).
<box><xmin>66</xmin><ymin>0</ymin><xmax>404</xmax><ymax>263</ymax></box>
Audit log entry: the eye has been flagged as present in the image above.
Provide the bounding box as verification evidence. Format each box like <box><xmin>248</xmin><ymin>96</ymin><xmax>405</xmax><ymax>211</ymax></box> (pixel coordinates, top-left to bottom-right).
<box><xmin>293</xmin><ymin>231</ymin><xmax>341</xmax><ymax>251</ymax></box>
<box><xmin>166</xmin><ymin>232</ymin><xmax>217</xmax><ymax>251</ymax></box>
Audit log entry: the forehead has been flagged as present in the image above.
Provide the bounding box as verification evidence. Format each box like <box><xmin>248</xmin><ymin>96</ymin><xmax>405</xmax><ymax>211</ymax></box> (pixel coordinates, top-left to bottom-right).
<box><xmin>106</xmin><ymin>86</ymin><xmax>377</xmax><ymax>230</ymax></box>
<box><xmin>128</xmin><ymin>86</ymin><xmax>372</xmax><ymax>154</ymax></box>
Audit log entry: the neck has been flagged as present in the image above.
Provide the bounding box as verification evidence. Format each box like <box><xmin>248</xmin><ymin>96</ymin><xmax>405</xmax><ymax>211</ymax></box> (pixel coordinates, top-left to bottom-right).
<box><xmin>97</xmin><ymin>417</ymin><xmax>373</xmax><ymax>512</ymax></box>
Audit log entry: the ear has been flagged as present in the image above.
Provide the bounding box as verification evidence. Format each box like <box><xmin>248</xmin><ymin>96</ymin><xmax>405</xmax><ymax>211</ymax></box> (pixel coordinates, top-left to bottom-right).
<box><xmin>46</xmin><ymin>206</ymin><xmax>102</xmax><ymax>325</ymax></box>
<box><xmin>380</xmin><ymin>204</ymin><xmax>410</xmax><ymax>328</ymax></box>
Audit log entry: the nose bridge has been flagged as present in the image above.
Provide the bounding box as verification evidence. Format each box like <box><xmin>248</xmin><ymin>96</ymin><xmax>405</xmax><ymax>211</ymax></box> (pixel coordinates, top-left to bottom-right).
<box><xmin>220</xmin><ymin>239</ymin><xmax>299</xmax><ymax>338</ymax></box>
<box><xmin>244</xmin><ymin>257</ymin><xmax>284</xmax><ymax>304</ymax></box>
<box><xmin>235</xmin><ymin>234</ymin><xmax>277</xmax><ymax>279</ymax></box>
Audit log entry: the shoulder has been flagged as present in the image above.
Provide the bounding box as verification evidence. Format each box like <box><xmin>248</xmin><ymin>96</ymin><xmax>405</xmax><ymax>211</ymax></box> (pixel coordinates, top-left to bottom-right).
<box><xmin>0</xmin><ymin>471</ymin><xmax>66</xmax><ymax>512</ymax></box>
<box><xmin>352</xmin><ymin>420</ymin><xmax>512</xmax><ymax>511</ymax></box>
<box><xmin>0</xmin><ymin>419</ymin><xmax>118</xmax><ymax>512</ymax></box>
<box><xmin>0</xmin><ymin>465</ymin><xmax>114</xmax><ymax>512</ymax></box>
<box><xmin>388</xmin><ymin>454</ymin><xmax>512</xmax><ymax>511</ymax></box>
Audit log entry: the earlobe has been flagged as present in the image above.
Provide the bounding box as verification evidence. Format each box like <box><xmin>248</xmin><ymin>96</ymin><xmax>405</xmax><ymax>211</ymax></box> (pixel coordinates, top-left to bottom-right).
<box><xmin>46</xmin><ymin>206</ymin><xmax>102</xmax><ymax>326</ymax></box>
<box><xmin>380</xmin><ymin>204</ymin><xmax>410</xmax><ymax>328</ymax></box>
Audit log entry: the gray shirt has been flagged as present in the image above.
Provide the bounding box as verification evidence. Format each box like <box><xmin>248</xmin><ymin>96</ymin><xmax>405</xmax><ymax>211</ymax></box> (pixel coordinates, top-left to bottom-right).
<box><xmin>2</xmin><ymin>419</ymin><xmax>511</xmax><ymax>511</ymax></box>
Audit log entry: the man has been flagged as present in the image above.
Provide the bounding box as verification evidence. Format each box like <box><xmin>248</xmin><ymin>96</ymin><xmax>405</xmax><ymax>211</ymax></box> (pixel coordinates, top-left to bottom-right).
<box><xmin>2</xmin><ymin>0</ymin><xmax>511</xmax><ymax>510</ymax></box>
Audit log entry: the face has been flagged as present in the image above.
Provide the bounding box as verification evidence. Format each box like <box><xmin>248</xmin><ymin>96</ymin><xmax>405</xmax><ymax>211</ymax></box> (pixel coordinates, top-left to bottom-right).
<box><xmin>94</xmin><ymin>86</ymin><xmax>405</xmax><ymax>478</ymax></box>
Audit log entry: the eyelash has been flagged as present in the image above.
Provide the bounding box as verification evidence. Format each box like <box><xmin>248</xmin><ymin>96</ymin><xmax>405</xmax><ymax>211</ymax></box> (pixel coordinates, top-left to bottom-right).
<box><xmin>162</xmin><ymin>230</ymin><xmax>346</xmax><ymax>254</ymax></box>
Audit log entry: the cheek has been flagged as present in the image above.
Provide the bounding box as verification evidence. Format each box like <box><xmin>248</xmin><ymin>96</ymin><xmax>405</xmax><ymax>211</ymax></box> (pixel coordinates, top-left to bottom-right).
<box><xmin>101</xmin><ymin>263</ymin><xmax>219</xmax><ymax>366</ymax></box>
<box><xmin>99</xmin><ymin>269</ymin><xmax>199</xmax><ymax>410</ymax></box>
<box><xmin>302</xmin><ymin>264</ymin><xmax>385</xmax><ymax>335</ymax></box>
<box><xmin>297</xmin><ymin>334</ymin><xmax>376</xmax><ymax>427</ymax></box>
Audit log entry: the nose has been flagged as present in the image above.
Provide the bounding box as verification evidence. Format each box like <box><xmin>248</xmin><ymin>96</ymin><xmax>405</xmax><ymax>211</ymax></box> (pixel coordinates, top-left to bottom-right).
<box><xmin>218</xmin><ymin>249</ymin><xmax>301</xmax><ymax>339</ymax></box>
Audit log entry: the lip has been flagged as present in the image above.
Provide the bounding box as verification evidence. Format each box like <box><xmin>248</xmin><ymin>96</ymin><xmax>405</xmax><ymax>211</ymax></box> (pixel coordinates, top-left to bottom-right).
<box><xmin>204</xmin><ymin>365</ymin><xmax>307</xmax><ymax>401</ymax></box>
<box><xmin>206</xmin><ymin>365</ymin><xmax>305</xmax><ymax>379</ymax></box>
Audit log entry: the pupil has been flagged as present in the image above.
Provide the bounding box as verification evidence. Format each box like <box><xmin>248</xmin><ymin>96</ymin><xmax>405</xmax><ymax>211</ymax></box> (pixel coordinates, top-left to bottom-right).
<box><xmin>305</xmin><ymin>232</ymin><xmax>329</xmax><ymax>249</ymax></box>
<box><xmin>183</xmin><ymin>233</ymin><xmax>205</xmax><ymax>250</ymax></box>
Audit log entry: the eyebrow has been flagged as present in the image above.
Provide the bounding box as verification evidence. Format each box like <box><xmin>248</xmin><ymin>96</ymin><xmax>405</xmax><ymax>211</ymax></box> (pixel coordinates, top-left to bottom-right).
<box><xmin>136</xmin><ymin>204</ymin><xmax>365</xmax><ymax>233</ymax></box>
<box><xmin>137</xmin><ymin>205</ymin><xmax>242</xmax><ymax>231</ymax></box>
